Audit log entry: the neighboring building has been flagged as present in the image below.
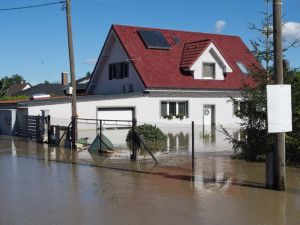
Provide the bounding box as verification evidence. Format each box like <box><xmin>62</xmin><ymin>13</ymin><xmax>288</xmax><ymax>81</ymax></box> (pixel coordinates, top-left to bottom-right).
<box><xmin>0</xmin><ymin>24</ymin><xmax>260</xmax><ymax>136</ymax></box>
<box><xmin>63</xmin><ymin>73</ymin><xmax>90</xmax><ymax>96</ymax></box>
<box><xmin>6</xmin><ymin>82</ymin><xmax>31</xmax><ymax>96</ymax></box>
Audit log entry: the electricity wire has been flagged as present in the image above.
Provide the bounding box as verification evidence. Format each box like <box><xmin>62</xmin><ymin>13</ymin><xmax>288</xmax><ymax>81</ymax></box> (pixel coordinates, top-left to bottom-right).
<box><xmin>0</xmin><ymin>1</ymin><xmax>65</xmax><ymax>12</ymax></box>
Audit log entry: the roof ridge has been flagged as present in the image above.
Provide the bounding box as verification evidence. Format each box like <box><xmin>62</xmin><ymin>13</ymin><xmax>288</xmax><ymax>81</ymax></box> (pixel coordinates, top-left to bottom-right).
<box><xmin>112</xmin><ymin>24</ymin><xmax>241</xmax><ymax>39</ymax></box>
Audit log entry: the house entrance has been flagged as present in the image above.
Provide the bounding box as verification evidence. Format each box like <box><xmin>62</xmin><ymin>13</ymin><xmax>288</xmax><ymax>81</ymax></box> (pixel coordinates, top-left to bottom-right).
<box><xmin>203</xmin><ymin>105</ymin><xmax>215</xmax><ymax>126</ymax></box>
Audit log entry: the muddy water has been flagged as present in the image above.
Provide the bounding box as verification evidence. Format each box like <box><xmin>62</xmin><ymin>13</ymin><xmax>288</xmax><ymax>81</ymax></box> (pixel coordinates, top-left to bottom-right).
<box><xmin>0</xmin><ymin>135</ymin><xmax>300</xmax><ymax>225</ymax></box>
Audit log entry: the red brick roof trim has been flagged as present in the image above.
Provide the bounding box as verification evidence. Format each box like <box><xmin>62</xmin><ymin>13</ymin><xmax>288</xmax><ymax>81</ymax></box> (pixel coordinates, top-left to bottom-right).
<box><xmin>180</xmin><ymin>39</ymin><xmax>212</xmax><ymax>68</ymax></box>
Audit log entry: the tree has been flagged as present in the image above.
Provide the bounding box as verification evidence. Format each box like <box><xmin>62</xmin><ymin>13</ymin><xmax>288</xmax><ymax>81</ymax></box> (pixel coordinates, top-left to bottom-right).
<box><xmin>0</xmin><ymin>74</ymin><xmax>25</xmax><ymax>98</ymax></box>
<box><xmin>86</xmin><ymin>71</ymin><xmax>92</xmax><ymax>78</ymax></box>
<box><xmin>222</xmin><ymin>1</ymin><xmax>300</xmax><ymax>162</ymax></box>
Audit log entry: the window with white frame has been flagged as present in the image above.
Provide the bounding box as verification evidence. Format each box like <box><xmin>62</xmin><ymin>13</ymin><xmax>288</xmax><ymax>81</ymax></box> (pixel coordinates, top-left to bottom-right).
<box><xmin>109</xmin><ymin>62</ymin><xmax>129</xmax><ymax>80</ymax></box>
<box><xmin>161</xmin><ymin>101</ymin><xmax>188</xmax><ymax>118</ymax></box>
<box><xmin>203</xmin><ymin>62</ymin><xmax>215</xmax><ymax>79</ymax></box>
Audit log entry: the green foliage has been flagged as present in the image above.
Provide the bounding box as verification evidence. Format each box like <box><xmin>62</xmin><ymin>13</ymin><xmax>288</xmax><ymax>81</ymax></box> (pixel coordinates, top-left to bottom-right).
<box><xmin>0</xmin><ymin>95</ymin><xmax>30</xmax><ymax>101</ymax></box>
<box><xmin>222</xmin><ymin>3</ymin><xmax>300</xmax><ymax>163</ymax></box>
<box><xmin>86</xmin><ymin>71</ymin><xmax>92</xmax><ymax>77</ymax></box>
<box><xmin>0</xmin><ymin>74</ymin><xmax>25</xmax><ymax>97</ymax></box>
<box><xmin>126</xmin><ymin>124</ymin><xmax>166</xmax><ymax>142</ymax></box>
<box><xmin>176</xmin><ymin>113</ymin><xmax>184</xmax><ymax>120</ymax></box>
<box><xmin>168</xmin><ymin>113</ymin><xmax>173</xmax><ymax>119</ymax></box>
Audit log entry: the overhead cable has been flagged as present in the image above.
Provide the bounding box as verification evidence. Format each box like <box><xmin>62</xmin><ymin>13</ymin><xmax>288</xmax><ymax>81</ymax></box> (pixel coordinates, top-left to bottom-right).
<box><xmin>0</xmin><ymin>1</ymin><xmax>65</xmax><ymax>12</ymax></box>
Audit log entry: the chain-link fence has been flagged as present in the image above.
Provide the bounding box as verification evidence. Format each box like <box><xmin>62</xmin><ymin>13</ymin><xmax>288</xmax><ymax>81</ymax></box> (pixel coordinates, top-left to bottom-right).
<box><xmin>53</xmin><ymin>117</ymin><xmax>300</xmax><ymax>191</ymax></box>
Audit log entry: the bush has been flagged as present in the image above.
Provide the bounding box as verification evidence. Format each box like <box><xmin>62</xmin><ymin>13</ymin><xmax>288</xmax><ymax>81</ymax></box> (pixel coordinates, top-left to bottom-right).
<box><xmin>126</xmin><ymin>124</ymin><xmax>166</xmax><ymax>142</ymax></box>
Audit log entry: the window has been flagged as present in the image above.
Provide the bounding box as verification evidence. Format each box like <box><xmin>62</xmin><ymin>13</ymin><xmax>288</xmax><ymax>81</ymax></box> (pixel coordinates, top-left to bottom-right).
<box><xmin>235</xmin><ymin>62</ymin><xmax>249</xmax><ymax>75</ymax></box>
<box><xmin>161</xmin><ymin>101</ymin><xmax>189</xmax><ymax>118</ymax></box>
<box><xmin>233</xmin><ymin>101</ymin><xmax>240</xmax><ymax>117</ymax></box>
<box><xmin>109</xmin><ymin>62</ymin><xmax>129</xmax><ymax>80</ymax></box>
<box><xmin>109</xmin><ymin>64</ymin><xmax>117</xmax><ymax>80</ymax></box>
<box><xmin>203</xmin><ymin>63</ymin><xmax>215</xmax><ymax>78</ymax></box>
<box><xmin>121</xmin><ymin>63</ymin><xmax>129</xmax><ymax>79</ymax></box>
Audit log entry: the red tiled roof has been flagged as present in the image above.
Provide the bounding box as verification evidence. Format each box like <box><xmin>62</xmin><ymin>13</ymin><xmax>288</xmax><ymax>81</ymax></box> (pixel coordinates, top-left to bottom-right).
<box><xmin>180</xmin><ymin>39</ymin><xmax>212</xmax><ymax>68</ymax></box>
<box><xmin>112</xmin><ymin>25</ymin><xmax>259</xmax><ymax>89</ymax></box>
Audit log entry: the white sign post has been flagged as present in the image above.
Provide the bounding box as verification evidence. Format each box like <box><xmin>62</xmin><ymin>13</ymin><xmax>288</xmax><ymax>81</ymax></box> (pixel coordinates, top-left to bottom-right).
<box><xmin>267</xmin><ymin>85</ymin><xmax>292</xmax><ymax>133</ymax></box>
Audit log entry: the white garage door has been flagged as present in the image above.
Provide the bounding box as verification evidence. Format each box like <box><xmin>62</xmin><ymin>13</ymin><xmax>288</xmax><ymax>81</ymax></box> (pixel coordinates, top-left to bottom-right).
<box><xmin>97</xmin><ymin>108</ymin><xmax>134</xmax><ymax>128</ymax></box>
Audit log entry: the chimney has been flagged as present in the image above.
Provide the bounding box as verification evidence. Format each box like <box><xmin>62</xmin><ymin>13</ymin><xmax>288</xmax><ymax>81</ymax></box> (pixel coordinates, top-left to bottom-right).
<box><xmin>62</xmin><ymin>72</ymin><xmax>68</xmax><ymax>86</ymax></box>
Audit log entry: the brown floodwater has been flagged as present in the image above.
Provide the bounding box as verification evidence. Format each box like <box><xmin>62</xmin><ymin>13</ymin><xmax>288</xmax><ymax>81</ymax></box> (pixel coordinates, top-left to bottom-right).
<box><xmin>0</xmin><ymin>135</ymin><xmax>300</xmax><ymax>225</ymax></box>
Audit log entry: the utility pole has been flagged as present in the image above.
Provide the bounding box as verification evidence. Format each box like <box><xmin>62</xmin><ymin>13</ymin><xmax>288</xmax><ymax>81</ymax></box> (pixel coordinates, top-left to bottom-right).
<box><xmin>66</xmin><ymin>0</ymin><xmax>78</xmax><ymax>145</ymax></box>
<box><xmin>266</xmin><ymin>0</ymin><xmax>270</xmax><ymax>74</ymax></box>
<box><xmin>273</xmin><ymin>0</ymin><xmax>285</xmax><ymax>191</ymax></box>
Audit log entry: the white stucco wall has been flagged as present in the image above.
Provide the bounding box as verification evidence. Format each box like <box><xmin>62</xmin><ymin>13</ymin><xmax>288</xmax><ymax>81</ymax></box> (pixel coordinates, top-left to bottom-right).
<box><xmin>26</xmin><ymin>95</ymin><xmax>241</xmax><ymax>126</ymax></box>
<box><xmin>89</xmin><ymin>31</ymin><xmax>145</xmax><ymax>95</ymax></box>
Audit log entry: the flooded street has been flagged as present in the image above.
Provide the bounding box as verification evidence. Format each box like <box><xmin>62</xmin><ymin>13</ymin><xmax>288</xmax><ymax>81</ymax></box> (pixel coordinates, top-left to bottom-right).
<box><xmin>1</xmin><ymin>135</ymin><xmax>300</xmax><ymax>225</ymax></box>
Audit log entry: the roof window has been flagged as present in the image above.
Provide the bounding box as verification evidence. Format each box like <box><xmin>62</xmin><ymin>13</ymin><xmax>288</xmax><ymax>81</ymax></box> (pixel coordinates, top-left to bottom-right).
<box><xmin>235</xmin><ymin>62</ymin><xmax>250</xmax><ymax>75</ymax></box>
<box><xmin>172</xmin><ymin>36</ymin><xmax>181</xmax><ymax>45</ymax></box>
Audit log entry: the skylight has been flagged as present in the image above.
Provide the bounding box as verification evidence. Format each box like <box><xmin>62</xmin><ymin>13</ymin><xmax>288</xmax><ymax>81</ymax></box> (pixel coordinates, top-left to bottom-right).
<box><xmin>235</xmin><ymin>62</ymin><xmax>249</xmax><ymax>75</ymax></box>
<box><xmin>172</xmin><ymin>36</ymin><xmax>181</xmax><ymax>45</ymax></box>
<box><xmin>138</xmin><ymin>29</ymin><xmax>171</xmax><ymax>50</ymax></box>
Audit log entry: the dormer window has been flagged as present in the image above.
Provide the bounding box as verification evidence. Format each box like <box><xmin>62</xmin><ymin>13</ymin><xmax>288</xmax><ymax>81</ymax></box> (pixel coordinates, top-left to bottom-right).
<box><xmin>203</xmin><ymin>63</ymin><xmax>215</xmax><ymax>79</ymax></box>
<box><xmin>180</xmin><ymin>40</ymin><xmax>232</xmax><ymax>80</ymax></box>
<box><xmin>235</xmin><ymin>62</ymin><xmax>249</xmax><ymax>75</ymax></box>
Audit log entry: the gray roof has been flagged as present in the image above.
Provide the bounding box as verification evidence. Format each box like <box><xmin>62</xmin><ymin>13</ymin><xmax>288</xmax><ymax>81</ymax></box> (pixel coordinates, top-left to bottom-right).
<box><xmin>12</xmin><ymin>84</ymin><xmax>66</xmax><ymax>97</ymax></box>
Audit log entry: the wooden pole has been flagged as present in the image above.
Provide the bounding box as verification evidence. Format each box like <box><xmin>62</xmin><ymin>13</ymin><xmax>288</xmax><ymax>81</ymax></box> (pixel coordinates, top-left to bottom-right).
<box><xmin>273</xmin><ymin>0</ymin><xmax>285</xmax><ymax>191</ymax></box>
<box><xmin>66</xmin><ymin>0</ymin><xmax>77</xmax><ymax>142</ymax></box>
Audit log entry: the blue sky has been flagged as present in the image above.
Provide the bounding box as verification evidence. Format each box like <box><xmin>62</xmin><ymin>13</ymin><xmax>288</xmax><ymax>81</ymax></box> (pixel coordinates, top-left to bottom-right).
<box><xmin>1</xmin><ymin>0</ymin><xmax>300</xmax><ymax>85</ymax></box>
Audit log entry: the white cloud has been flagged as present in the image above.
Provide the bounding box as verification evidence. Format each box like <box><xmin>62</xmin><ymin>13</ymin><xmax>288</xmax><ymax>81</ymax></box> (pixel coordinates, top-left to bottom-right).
<box><xmin>283</xmin><ymin>22</ymin><xmax>300</xmax><ymax>45</ymax></box>
<box><xmin>83</xmin><ymin>59</ymin><xmax>97</xmax><ymax>65</ymax></box>
<box><xmin>215</xmin><ymin>20</ymin><xmax>226</xmax><ymax>34</ymax></box>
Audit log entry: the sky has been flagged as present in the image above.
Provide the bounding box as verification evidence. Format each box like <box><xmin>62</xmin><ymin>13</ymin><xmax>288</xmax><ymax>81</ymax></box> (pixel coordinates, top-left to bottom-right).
<box><xmin>0</xmin><ymin>0</ymin><xmax>300</xmax><ymax>85</ymax></box>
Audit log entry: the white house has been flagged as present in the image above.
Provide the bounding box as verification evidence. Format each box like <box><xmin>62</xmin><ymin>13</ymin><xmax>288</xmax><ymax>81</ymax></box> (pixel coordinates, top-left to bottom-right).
<box><xmin>85</xmin><ymin>25</ymin><xmax>258</xmax><ymax>126</ymax></box>
<box><xmin>0</xmin><ymin>25</ymin><xmax>259</xmax><ymax>136</ymax></box>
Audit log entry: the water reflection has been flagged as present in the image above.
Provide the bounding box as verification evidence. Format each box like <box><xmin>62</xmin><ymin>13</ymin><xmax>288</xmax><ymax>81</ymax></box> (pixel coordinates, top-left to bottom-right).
<box><xmin>2</xmin><ymin>134</ymin><xmax>300</xmax><ymax>192</ymax></box>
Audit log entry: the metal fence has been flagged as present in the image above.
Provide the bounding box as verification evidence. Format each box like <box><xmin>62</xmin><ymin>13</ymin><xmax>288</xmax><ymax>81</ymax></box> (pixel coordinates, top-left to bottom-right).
<box><xmin>74</xmin><ymin>119</ymin><xmax>300</xmax><ymax>191</ymax></box>
<box><xmin>31</xmin><ymin>117</ymin><xmax>298</xmax><ymax>191</ymax></box>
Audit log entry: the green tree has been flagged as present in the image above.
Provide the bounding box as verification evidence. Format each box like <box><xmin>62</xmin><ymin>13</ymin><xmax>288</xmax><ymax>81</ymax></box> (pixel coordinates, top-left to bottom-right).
<box><xmin>86</xmin><ymin>71</ymin><xmax>92</xmax><ymax>77</ymax></box>
<box><xmin>222</xmin><ymin>1</ymin><xmax>300</xmax><ymax>162</ymax></box>
<box><xmin>0</xmin><ymin>74</ymin><xmax>25</xmax><ymax>97</ymax></box>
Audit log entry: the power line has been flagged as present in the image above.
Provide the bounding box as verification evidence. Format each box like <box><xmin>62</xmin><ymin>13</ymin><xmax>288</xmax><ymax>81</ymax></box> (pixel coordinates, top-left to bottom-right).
<box><xmin>0</xmin><ymin>1</ymin><xmax>65</xmax><ymax>12</ymax></box>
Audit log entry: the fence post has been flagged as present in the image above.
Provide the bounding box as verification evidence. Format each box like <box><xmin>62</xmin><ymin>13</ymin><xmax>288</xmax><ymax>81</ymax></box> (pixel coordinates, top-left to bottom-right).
<box><xmin>71</xmin><ymin>116</ymin><xmax>76</xmax><ymax>149</ymax></box>
<box><xmin>99</xmin><ymin>120</ymin><xmax>102</xmax><ymax>152</ymax></box>
<box><xmin>36</xmin><ymin>116</ymin><xmax>40</xmax><ymax>143</ymax></box>
<box><xmin>131</xmin><ymin>118</ymin><xmax>137</xmax><ymax>160</ymax></box>
<box><xmin>47</xmin><ymin>115</ymin><xmax>51</xmax><ymax>144</ymax></box>
<box><xmin>192</xmin><ymin>121</ymin><xmax>195</xmax><ymax>171</ymax></box>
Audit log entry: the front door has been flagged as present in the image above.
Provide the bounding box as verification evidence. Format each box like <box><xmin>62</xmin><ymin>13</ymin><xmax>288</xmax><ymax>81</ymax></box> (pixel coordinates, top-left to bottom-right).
<box><xmin>203</xmin><ymin>105</ymin><xmax>214</xmax><ymax>126</ymax></box>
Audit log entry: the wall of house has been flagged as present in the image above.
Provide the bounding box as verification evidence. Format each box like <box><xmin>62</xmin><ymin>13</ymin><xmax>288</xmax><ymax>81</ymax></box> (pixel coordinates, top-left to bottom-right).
<box><xmin>90</xmin><ymin>31</ymin><xmax>145</xmax><ymax>95</ymax></box>
<box><xmin>25</xmin><ymin>95</ymin><xmax>240</xmax><ymax>127</ymax></box>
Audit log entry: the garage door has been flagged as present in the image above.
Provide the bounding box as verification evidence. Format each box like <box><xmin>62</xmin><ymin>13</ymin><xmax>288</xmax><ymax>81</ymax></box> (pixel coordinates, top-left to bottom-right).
<box><xmin>97</xmin><ymin>107</ymin><xmax>134</xmax><ymax>128</ymax></box>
